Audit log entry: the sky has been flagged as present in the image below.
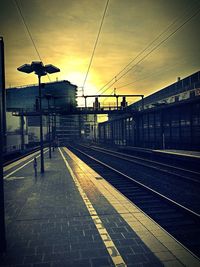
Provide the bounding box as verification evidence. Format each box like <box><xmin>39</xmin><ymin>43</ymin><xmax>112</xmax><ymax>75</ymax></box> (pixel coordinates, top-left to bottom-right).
<box><xmin>1</xmin><ymin>0</ymin><xmax>200</xmax><ymax>107</ymax></box>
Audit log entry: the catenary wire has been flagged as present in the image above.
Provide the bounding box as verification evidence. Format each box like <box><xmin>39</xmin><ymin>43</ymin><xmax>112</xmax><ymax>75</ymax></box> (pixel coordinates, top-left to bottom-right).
<box><xmin>97</xmin><ymin>6</ymin><xmax>194</xmax><ymax>101</ymax></box>
<box><xmin>98</xmin><ymin>5</ymin><xmax>200</xmax><ymax>96</ymax></box>
<box><xmin>103</xmin><ymin>56</ymin><xmax>190</xmax><ymax>105</ymax></box>
<box><xmin>117</xmin><ymin>58</ymin><xmax>188</xmax><ymax>90</ymax></box>
<box><xmin>95</xmin><ymin>13</ymin><xmax>181</xmax><ymax>95</ymax></box>
<box><xmin>82</xmin><ymin>0</ymin><xmax>110</xmax><ymax>94</ymax></box>
<box><xmin>13</xmin><ymin>0</ymin><xmax>51</xmax><ymax>82</ymax></box>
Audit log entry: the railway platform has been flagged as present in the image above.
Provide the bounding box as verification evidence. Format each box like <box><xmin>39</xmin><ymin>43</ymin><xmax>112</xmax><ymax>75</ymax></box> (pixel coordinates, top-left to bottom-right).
<box><xmin>108</xmin><ymin>145</ymin><xmax>200</xmax><ymax>161</ymax></box>
<box><xmin>1</xmin><ymin>147</ymin><xmax>200</xmax><ymax>267</ymax></box>
<box><xmin>153</xmin><ymin>149</ymin><xmax>200</xmax><ymax>159</ymax></box>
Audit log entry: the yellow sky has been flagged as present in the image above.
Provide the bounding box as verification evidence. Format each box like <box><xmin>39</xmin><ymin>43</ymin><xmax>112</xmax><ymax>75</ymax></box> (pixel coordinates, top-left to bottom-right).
<box><xmin>1</xmin><ymin>0</ymin><xmax>200</xmax><ymax>107</ymax></box>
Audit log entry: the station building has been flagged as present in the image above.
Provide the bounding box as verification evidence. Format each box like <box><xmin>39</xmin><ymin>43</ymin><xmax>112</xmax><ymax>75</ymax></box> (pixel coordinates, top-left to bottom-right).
<box><xmin>98</xmin><ymin>71</ymin><xmax>200</xmax><ymax>150</ymax></box>
<box><xmin>6</xmin><ymin>71</ymin><xmax>200</xmax><ymax>152</ymax></box>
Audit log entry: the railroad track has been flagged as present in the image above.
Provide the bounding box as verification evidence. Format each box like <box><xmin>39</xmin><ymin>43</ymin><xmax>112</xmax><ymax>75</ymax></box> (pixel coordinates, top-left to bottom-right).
<box><xmin>91</xmin><ymin>145</ymin><xmax>200</xmax><ymax>184</ymax></box>
<box><xmin>3</xmin><ymin>147</ymin><xmax>49</xmax><ymax>177</ymax></box>
<box><xmin>3</xmin><ymin>146</ymin><xmax>41</xmax><ymax>167</ymax></box>
<box><xmin>67</xmin><ymin>144</ymin><xmax>200</xmax><ymax>258</ymax></box>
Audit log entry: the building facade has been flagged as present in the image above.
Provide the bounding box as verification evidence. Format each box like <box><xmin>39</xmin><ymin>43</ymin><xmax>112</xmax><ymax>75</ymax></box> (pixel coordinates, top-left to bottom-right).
<box><xmin>98</xmin><ymin>71</ymin><xmax>200</xmax><ymax>150</ymax></box>
<box><xmin>6</xmin><ymin>80</ymin><xmax>77</xmax><ymax>111</ymax></box>
<box><xmin>6</xmin><ymin>80</ymin><xmax>78</xmax><ymax>151</ymax></box>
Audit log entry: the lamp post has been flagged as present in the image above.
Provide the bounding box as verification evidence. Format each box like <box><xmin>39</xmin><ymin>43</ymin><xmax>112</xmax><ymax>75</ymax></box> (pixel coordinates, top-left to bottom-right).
<box><xmin>17</xmin><ymin>61</ymin><xmax>60</xmax><ymax>173</ymax></box>
<box><xmin>44</xmin><ymin>94</ymin><xmax>52</xmax><ymax>159</ymax></box>
<box><xmin>52</xmin><ymin>96</ymin><xmax>59</xmax><ymax>150</ymax></box>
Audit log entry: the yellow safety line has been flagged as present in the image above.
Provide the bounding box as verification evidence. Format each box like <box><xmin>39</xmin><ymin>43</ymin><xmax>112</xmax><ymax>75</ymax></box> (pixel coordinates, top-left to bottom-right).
<box><xmin>66</xmin><ymin>148</ymin><xmax>200</xmax><ymax>266</ymax></box>
<box><xmin>59</xmin><ymin>147</ymin><xmax>127</xmax><ymax>267</ymax></box>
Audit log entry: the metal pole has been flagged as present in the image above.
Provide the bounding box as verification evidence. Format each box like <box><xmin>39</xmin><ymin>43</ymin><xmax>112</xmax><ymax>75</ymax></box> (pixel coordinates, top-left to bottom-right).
<box><xmin>94</xmin><ymin>114</ymin><xmax>97</xmax><ymax>142</ymax></box>
<box><xmin>54</xmin><ymin>113</ymin><xmax>57</xmax><ymax>148</ymax></box>
<box><xmin>0</xmin><ymin>38</ymin><xmax>6</xmax><ymax>153</ymax></box>
<box><xmin>53</xmin><ymin>97</ymin><xmax>57</xmax><ymax>150</ymax></box>
<box><xmin>141</xmin><ymin>96</ymin><xmax>144</xmax><ymax>110</ymax></box>
<box><xmin>20</xmin><ymin>111</ymin><xmax>25</xmax><ymax>151</ymax></box>
<box><xmin>38</xmin><ymin>75</ymin><xmax>44</xmax><ymax>173</ymax></box>
<box><xmin>47</xmin><ymin>98</ymin><xmax>51</xmax><ymax>158</ymax></box>
<box><xmin>162</xmin><ymin>133</ymin><xmax>165</xmax><ymax>150</ymax></box>
<box><xmin>116</xmin><ymin>96</ymin><xmax>119</xmax><ymax>109</ymax></box>
<box><xmin>0</xmin><ymin>36</ymin><xmax>7</xmax><ymax>253</ymax></box>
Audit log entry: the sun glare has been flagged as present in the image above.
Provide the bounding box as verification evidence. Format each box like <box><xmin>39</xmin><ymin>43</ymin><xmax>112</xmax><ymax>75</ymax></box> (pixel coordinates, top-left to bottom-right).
<box><xmin>61</xmin><ymin>71</ymin><xmax>100</xmax><ymax>107</ymax></box>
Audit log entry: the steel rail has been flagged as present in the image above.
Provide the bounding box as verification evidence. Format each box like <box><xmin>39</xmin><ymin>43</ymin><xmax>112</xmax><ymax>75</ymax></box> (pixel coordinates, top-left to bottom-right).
<box><xmin>4</xmin><ymin>148</ymin><xmax>49</xmax><ymax>174</ymax></box>
<box><xmin>3</xmin><ymin>146</ymin><xmax>42</xmax><ymax>167</ymax></box>
<box><xmin>81</xmin><ymin>144</ymin><xmax>200</xmax><ymax>184</ymax></box>
<box><xmin>69</xmin><ymin>145</ymin><xmax>200</xmax><ymax>219</ymax></box>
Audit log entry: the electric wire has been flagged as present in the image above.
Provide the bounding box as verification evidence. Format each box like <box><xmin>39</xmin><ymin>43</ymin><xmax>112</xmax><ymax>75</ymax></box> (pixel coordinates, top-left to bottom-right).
<box><xmin>82</xmin><ymin>0</ymin><xmax>110</xmax><ymax>94</ymax></box>
<box><xmin>115</xmin><ymin>7</ymin><xmax>200</xmax><ymax>85</ymax></box>
<box><xmin>98</xmin><ymin>5</ymin><xmax>200</xmax><ymax>96</ymax></box>
<box><xmin>117</xmin><ymin>58</ymin><xmax>188</xmax><ymax>90</ymax></box>
<box><xmin>13</xmin><ymin>0</ymin><xmax>51</xmax><ymax>82</ymax></box>
<box><xmin>96</xmin><ymin>15</ymin><xmax>180</xmax><ymax>94</ymax></box>
<box><xmin>114</xmin><ymin>56</ymin><xmax>191</xmax><ymax>106</ymax></box>
<box><xmin>100</xmin><ymin>7</ymin><xmax>200</xmax><ymax>95</ymax></box>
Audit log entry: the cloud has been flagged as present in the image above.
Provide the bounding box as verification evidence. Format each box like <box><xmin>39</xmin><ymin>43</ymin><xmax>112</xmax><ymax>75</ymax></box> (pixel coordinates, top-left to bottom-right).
<box><xmin>0</xmin><ymin>0</ymin><xmax>199</xmax><ymax>98</ymax></box>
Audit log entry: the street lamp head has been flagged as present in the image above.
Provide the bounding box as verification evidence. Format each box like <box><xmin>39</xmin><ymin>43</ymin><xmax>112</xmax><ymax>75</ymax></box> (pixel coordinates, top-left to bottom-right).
<box><xmin>44</xmin><ymin>64</ymin><xmax>60</xmax><ymax>74</ymax></box>
<box><xmin>17</xmin><ymin>61</ymin><xmax>46</xmax><ymax>76</ymax></box>
<box><xmin>31</xmin><ymin>61</ymin><xmax>46</xmax><ymax>76</ymax></box>
<box><xmin>17</xmin><ymin>64</ymin><xmax>33</xmax><ymax>74</ymax></box>
<box><xmin>17</xmin><ymin>61</ymin><xmax>60</xmax><ymax>77</ymax></box>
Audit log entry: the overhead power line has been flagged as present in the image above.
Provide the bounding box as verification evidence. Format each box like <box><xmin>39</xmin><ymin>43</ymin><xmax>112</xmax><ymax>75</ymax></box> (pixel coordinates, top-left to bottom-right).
<box><xmin>98</xmin><ymin>4</ymin><xmax>200</xmax><ymax>95</ymax></box>
<box><xmin>114</xmin><ymin>7</ymin><xmax>200</xmax><ymax>84</ymax></box>
<box><xmin>117</xmin><ymin>57</ymin><xmax>188</xmax><ymax>90</ymax></box>
<box><xmin>82</xmin><ymin>0</ymin><xmax>110</xmax><ymax>94</ymax></box>
<box><xmin>13</xmin><ymin>0</ymin><xmax>51</xmax><ymax>81</ymax></box>
<box><xmin>96</xmin><ymin>12</ymin><xmax>181</xmax><ymax>94</ymax></box>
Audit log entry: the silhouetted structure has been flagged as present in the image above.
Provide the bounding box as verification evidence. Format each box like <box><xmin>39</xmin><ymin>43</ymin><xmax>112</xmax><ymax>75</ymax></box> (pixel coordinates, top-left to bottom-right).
<box><xmin>6</xmin><ymin>80</ymin><xmax>77</xmax><ymax>111</ymax></box>
<box><xmin>99</xmin><ymin>71</ymin><xmax>200</xmax><ymax>150</ymax></box>
<box><xmin>6</xmin><ymin>80</ymin><xmax>79</xmax><ymax>148</ymax></box>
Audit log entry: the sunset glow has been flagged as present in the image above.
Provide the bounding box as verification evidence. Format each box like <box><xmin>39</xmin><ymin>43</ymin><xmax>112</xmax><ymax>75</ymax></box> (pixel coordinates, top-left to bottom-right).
<box><xmin>1</xmin><ymin>0</ymin><xmax>200</xmax><ymax>107</ymax></box>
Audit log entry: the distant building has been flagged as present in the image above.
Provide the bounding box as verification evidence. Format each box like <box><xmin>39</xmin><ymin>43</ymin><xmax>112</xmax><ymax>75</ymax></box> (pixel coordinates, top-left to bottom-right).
<box><xmin>6</xmin><ymin>80</ymin><xmax>77</xmax><ymax>111</ymax></box>
<box><xmin>6</xmin><ymin>80</ymin><xmax>78</xmax><ymax>151</ymax></box>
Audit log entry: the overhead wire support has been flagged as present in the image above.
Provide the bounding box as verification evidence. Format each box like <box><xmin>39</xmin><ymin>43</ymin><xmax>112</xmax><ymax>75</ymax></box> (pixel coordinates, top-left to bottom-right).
<box><xmin>82</xmin><ymin>0</ymin><xmax>110</xmax><ymax>94</ymax></box>
<box><xmin>13</xmin><ymin>0</ymin><xmax>51</xmax><ymax>82</ymax></box>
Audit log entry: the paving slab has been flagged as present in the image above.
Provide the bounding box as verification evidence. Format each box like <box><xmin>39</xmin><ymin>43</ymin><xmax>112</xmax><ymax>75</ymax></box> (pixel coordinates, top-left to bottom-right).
<box><xmin>0</xmin><ymin>147</ymin><xmax>199</xmax><ymax>267</ymax></box>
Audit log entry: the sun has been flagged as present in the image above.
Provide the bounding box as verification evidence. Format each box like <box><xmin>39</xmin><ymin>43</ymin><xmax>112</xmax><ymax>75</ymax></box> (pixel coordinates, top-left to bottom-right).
<box><xmin>59</xmin><ymin>71</ymin><xmax>96</xmax><ymax>106</ymax></box>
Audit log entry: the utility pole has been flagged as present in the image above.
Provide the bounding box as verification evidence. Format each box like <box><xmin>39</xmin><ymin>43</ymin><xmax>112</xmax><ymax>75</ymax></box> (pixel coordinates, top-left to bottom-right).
<box><xmin>0</xmin><ymin>36</ymin><xmax>7</xmax><ymax>253</ymax></box>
